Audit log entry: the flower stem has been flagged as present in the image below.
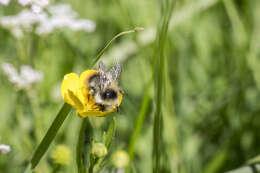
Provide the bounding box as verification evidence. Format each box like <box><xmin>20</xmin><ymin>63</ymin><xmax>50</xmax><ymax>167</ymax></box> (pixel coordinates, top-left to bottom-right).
<box><xmin>90</xmin><ymin>27</ymin><xmax>144</xmax><ymax>68</ymax></box>
<box><xmin>76</xmin><ymin>118</ymin><xmax>88</xmax><ymax>173</ymax></box>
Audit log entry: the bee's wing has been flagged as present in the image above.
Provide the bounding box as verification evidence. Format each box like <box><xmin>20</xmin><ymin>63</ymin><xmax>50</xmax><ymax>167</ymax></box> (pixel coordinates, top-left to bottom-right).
<box><xmin>98</xmin><ymin>61</ymin><xmax>107</xmax><ymax>73</ymax></box>
<box><xmin>98</xmin><ymin>61</ymin><xmax>111</xmax><ymax>90</ymax></box>
<box><xmin>110</xmin><ymin>62</ymin><xmax>122</xmax><ymax>83</ymax></box>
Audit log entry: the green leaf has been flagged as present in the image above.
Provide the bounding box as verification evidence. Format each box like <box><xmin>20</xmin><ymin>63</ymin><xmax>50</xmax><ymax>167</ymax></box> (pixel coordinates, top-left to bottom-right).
<box><xmin>30</xmin><ymin>103</ymin><xmax>72</xmax><ymax>169</ymax></box>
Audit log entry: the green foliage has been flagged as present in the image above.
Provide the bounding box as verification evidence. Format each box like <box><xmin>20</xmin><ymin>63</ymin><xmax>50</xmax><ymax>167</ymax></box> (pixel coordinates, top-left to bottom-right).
<box><xmin>0</xmin><ymin>0</ymin><xmax>260</xmax><ymax>172</ymax></box>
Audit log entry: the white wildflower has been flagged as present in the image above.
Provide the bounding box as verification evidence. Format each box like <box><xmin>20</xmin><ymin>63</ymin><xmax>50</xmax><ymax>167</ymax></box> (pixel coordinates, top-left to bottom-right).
<box><xmin>18</xmin><ymin>0</ymin><xmax>32</xmax><ymax>6</ymax></box>
<box><xmin>1</xmin><ymin>63</ymin><xmax>22</xmax><ymax>85</ymax></box>
<box><xmin>0</xmin><ymin>9</ymin><xmax>47</xmax><ymax>38</ymax></box>
<box><xmin>0</xmin><ymin>144</ymin><xmax>11</xmax><ymax>154</ymax></box>
<box><xmin>31</xmin><ymin>4</ymin><xmax>42</xmax><ymax>13</ymax></box>
<box><xmin>33</xmin><ymin>0</ymin><xmax>49</xmax><ymax>7</ymax></box>
<box><xmin>2</xmin><ymin>63</ymin><xmax>43</xmax><ymax>89</ymax></box>
<box><xmin>31</xmin><ymin>0</ymin><xmax>49</xmax><ymax>13</ymax></box>
<box><xmin>36</xmin><ymin>4</ymin><xmax>95</xmax><ymax>34</ymax></box>
<box><xmin>48</xmin><ymin>4</ymin><xmax>77</xmax><ymax>18</ymax></box>
<box><xmin>20</xmin><ymin>65</ymin><xmax>43</xmax><ymax>85</ymax></box>
<box><xmin>17</xmin><ymin>0</ymin><xmax>49</xmax><ymax>13</ymax></box>
<box><xmin>0</xmin><ymin>0</ymin><xmax>10</xmax><ymax>6</ymax></box>
<box><xmin>0</xmin><ymin>3</ymin><xmax>95</xmax><ymax>36</ymax></box>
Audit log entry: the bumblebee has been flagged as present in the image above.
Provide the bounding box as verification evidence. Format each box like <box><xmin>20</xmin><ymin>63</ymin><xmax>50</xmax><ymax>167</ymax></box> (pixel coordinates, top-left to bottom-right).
<box><xmin>61</xmin><ymin>61</ymin><xmax>123</xmax><ymax>117</ymax></box>
<box><xmin>86</xmin><ymin>61</ymin><xmax>123</xmax><ymax>112</ymax></box>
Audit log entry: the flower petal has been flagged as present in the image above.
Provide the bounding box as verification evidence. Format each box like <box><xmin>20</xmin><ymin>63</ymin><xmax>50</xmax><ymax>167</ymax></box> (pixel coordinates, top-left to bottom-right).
<box><xmin>61</xmin><ymin>73</ymin><xmax>83</xmax><ymax>109</ymax></box>
<box><xmin>77</xmin><ymin>109</ymin><xmax>113</xmax><ymax>118</ymax></box>
<box><xmin>78</xmin><ymin>69</ymin><xmax>99</xmax><ymax>104</ymax></box>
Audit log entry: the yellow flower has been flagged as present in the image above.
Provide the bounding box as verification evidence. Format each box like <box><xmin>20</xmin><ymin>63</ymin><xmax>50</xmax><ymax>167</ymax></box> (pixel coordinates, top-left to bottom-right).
<box><xmin>51</xmin><ymin>145</ymin><xmax>71</xmax><ymax>165</ymax></box>
<box><xmin>61</xmin><ymin>67</ymin><xmax>123</xmax><ymax>118</ymax></box>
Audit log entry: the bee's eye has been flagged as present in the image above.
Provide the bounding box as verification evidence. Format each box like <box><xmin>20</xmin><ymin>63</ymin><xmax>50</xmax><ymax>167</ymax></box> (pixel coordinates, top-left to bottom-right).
<box><xmin>102</xmin><ymin>89</ymin><xmax>117</xmax><ymax>100</ymax></box>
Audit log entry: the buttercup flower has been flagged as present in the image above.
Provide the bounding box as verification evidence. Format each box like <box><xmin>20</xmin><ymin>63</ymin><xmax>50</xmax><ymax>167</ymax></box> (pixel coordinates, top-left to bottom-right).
<box><xmin>61</xmin><ymin>61</ymin><xmax>123</xmax><ymax>118</ymax></box>
<box><xmin>51</xmin><ymin>145</ymin><xmax>71</xmax><ymax>165</ymax></box>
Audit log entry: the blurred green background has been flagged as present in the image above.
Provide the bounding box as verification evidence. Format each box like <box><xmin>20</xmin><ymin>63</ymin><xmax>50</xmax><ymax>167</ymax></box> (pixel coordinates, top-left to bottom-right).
<box><xmin>0</xmin><ymin>0</ymin><xmax>260</xmax><ymax>172</ymax></box>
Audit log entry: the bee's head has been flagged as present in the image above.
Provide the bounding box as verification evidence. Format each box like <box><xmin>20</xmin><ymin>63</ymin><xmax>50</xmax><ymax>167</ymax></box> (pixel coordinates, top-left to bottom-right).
<box><xmin>88</xmin><ymin>61</ymin><xmax>122</xmax><ymax>112</ymax></box>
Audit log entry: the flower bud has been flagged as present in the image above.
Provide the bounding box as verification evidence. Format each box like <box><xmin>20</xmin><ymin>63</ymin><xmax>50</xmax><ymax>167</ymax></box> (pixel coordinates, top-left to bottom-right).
<box><xmin>51</xmin><ymin>145</ymin><xmax>71</xmax><ymax>165</ymax></box>
<box><xmin>91</xmin><ymin>142</ymin><xmax>107</xmax><ymax>158</ymax></box>
<box><xmin>112</xmin><ymin>150</ymin><xmax>129</xmax><ymax>168</ymax></box>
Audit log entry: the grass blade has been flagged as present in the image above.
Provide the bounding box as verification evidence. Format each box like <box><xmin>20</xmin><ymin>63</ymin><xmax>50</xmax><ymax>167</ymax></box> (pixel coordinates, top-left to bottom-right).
<box><xmin>126</xmin><ymin>80</ymin><xmax>152</xmax><ymax>173</ymax></box>
<box><xmin>30</xmin><ymin>103</ymin><xmax>72</xmax><ymax>169</ymax></box>
<box><xmin>152</xmin><ymin>0</ymin><xmax>173</xmax><ymax>172</ymax></box>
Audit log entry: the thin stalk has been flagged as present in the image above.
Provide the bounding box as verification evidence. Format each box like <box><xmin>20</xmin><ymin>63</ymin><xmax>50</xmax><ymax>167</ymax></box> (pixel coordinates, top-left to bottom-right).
<box><xmin>76</xmin><ymin>119</ymin><xmax>88</xmax><ymax>173</ymax></box>
<box><xmin>90</xmin><ymin>27</ymin><xmax>144</xmax><ymax>68</ymax></box>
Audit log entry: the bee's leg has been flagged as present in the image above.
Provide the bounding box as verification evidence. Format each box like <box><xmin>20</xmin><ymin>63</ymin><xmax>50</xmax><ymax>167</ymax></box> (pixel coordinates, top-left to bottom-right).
<box><xmin>116</xmin><ymin>105</ymin><xmax>119</xmax><ymax>113</ymax></box>
<box><xmin>119</xmin><ymin>89</ymin><xmax>124</xmax><ymax>94</ymax></box>
<box><xmin>96</xmin><ymin>103</ymin><xmax>105</xmax><ymax>112</ymax></box>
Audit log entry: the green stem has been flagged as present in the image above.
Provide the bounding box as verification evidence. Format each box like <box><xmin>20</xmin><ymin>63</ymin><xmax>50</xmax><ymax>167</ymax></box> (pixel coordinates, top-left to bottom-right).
<box><xmin>30</xmin><ymin>103</ymin><xmax>72</xmax><ymax>169</ymax></box>
<box><xmin>88</xmin><ymin>156</ymin><xmax>98</xmax><ymax>173</ymax></box>
<box><xmin>90</xmin><ymin>27</ymin><xmax>144</xmax><ymax>68</ymax></box>
<box><xmin>51</xmin><ymin>164</ymin><xmax>61</xmax><ymax>173</ymax></box>
<box><xmin>76</xmin><ymin>119</ymin><xmax>88</xmax><ymax>173</ymax></box>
